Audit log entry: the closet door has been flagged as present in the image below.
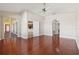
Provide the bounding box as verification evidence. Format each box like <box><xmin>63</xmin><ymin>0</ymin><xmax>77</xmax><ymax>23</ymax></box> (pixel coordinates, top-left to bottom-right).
<box><xmin>5</xmin><ymin>24</ymin><xmax>10</xmax><ymax>33</ymax></box>
<box><xmin>33</xmin><ymin>21</ymin><xmax>39</xmax><ymax>37</ymax></box>
<box><xmin>52</xmin><ymin>20</ymin><xmax>60</xmax><ymax>35</ymax></box>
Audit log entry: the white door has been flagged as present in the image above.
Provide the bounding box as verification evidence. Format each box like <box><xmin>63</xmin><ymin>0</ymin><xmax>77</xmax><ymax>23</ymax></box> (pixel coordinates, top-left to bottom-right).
<box><xmin>33</xmin><ymin>21</ymin><xmax>39</xmax><ymax>37</ymax></box>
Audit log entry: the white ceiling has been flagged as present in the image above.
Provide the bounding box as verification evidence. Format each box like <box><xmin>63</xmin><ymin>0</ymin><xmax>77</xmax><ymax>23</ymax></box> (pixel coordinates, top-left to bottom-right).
<box><xmin>0</xmin><ymin>3</ymin><xmax>79</xmax><ymax>15</ymax></box>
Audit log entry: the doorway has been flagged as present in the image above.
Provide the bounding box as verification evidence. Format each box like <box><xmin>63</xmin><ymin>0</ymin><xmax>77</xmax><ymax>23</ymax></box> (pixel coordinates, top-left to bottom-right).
<box><xmin>4</xmin><ymin>24</ymin><xmax>10</xmax><ymax>39</ymax></box>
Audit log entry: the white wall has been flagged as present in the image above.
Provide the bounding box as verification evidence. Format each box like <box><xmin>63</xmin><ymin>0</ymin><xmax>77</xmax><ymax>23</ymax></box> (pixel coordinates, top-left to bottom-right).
<box><xmin>39</xmin><ymin>20</ymin><xmax>44</xmax><ymax>35</ymax></box>
<box><xmin>44</xmin><ymin>15</ymin><xmax>57</xmax><ymax>36</ymax></box>
<box><xmin>44</xmin><ymin>13</ymin><xmax>77</xmax><ymax>39</ymax></box>
<box><xmin>56</xmin><ymin>12</ymin><xmax>79</xmax><ymax>48</ymax></box>
<box><xmin>20</xmin><ymin>11</ymin><xmax>28</xmax><ymax>39</ymax></box>
<box><xmin>75</xmin><ymin>12</ymin><xmax>79</xmax><ymax>48</ymax></box>
<box><xmin>57</xmin><ymin>13</ymin><xmax>77</xmax><ymax>39</ymax></box>
<box><xmin>16</xmin><ymin>17</ymin><xmax>21</xmax><ymax>37</ymax></box>
<box><xmin>44</xmin><ymin>19</ymin><xmax>52</xmax><ymax>36</ymax></box>
<box><xmin>27</xmin><ymin>10</ymin><xmax>44</xmax><ymax>36</ymax></box>
<box><xmin>33</xmin><ymin>20</ymin><xmax>39</xmax><ymax>37</ymax></box>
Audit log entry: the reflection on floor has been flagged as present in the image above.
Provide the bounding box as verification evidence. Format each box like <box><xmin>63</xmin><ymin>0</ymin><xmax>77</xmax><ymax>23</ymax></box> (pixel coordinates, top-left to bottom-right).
<box><xmin>0</xmin><ymin>34</ymin><xmax>78</xmax><ymax>55</ymax></box>
<box><xmin>4</xmin><ymin>32</ymin><xmax>17</xmax><ymax>39</ymax></box>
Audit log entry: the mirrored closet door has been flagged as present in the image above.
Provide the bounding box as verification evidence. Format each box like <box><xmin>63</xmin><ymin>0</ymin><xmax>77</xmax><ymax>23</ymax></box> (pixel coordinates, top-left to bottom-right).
<box><xmin>52</xmin><ymin>19</ymin><xmax>60</xmax><ymax>36</ymax></box>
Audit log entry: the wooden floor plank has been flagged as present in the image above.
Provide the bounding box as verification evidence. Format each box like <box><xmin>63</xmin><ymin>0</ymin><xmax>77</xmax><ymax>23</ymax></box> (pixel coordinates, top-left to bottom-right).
<box><xmin>0</xmin><ymin>35</ymin><xmax>78</xmax><ymax>55</ymax></box>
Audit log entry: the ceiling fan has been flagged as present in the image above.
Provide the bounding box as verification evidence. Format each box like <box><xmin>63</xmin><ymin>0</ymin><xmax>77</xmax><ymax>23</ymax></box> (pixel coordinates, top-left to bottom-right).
<box><xmin>40</xmin><ymin>3</ymin><xmax>52</xmax><ymax>16</ymax></box>
<box><xmin>42</xmin><ymin>3</ymin><xmax>47</xmax><ymax>13</ymax></box>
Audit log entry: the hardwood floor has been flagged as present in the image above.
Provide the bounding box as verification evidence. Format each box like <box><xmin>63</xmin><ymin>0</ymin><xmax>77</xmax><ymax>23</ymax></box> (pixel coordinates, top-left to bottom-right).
<box><xmin>0</xmin><ymin>35</ymin><xmax>78</xmax><ymax>55</ymax></box>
